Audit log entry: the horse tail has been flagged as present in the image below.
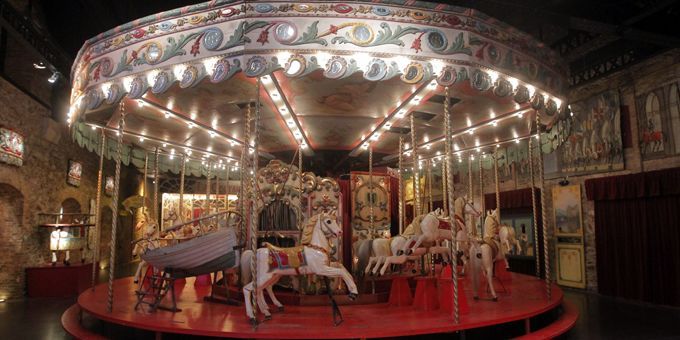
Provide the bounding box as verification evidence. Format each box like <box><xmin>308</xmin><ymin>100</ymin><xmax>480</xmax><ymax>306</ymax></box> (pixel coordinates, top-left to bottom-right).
<box><xmin>354</xmin><ymin>239</ymin><xmax>371</xmax><ymax>277</ymax></box>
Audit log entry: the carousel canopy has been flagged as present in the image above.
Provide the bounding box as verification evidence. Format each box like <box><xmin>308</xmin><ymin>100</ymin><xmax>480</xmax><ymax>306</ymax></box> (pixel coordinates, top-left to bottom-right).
<box><xmin>67</xmin><ymin>0</ymin><xmax>570</xmax><ymax>175</ymax></box>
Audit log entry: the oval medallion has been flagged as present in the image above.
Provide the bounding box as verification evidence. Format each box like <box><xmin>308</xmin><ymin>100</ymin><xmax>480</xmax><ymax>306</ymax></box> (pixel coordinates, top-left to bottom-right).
<box><xmin>545</xmin><ymin>99</ymin><xmax>558</xmax><ymax>116</ymax></box>
<box><xmin>144</xmin><ymin>42</ymin><xmax>163</xmax><ymax>65</ymax></box>
<box><xmin>493</xmin><ymin>78</ymin><xmax>513</xmax><ymax>97</ymax></box>
<box><xmin>179</xmin><ymin>65</ymin><xmax>199</xmax><ymax>88</ymax></box>
<box><xmin>514</xmin><ymin>85</ymin><xmax>530</xmax><ymax>104</ymax></box>
<box><xmin>324</xmin><ymin>56</ymin><xmax>348</xmax><ymax>79</ymax></box>
<box><xmin>253</xmin><ymin>3</ymin><xmax>273</xmax><ymax>13</ymax></box>
<box><xmin>245</xmin><ymin>56</ymin><xmax>268</xmax><ymax>77</ymax></box>
<box><xmin>127</xmin><ymin>76</ymin><xmax>148</xmax><ymax>98</ymax></box>
<box><xmin>372</xmin><ymin>7</ymin><xmax>390</xmax><ymax>16</ymax></box>
<box><xmin>471</xmin><ymin>70</ymin><xmax>492</xmax><ymax>91</ymax></box>
<box><xmin>274</xmin><ymin>23</ymin><xmax>298</xmax><ymax>44</ymax></box>
<box><xmin>363</xmin><ymin>59</ymin><xmax>388</xmax><ymax>81</ymax></box>
<box><xmin>85</xmin><ymin>88</ymin><xmax>103</xmax><ymax>110</ymax></box>
<box><xmin>285</xmin><ymin>55</ymin><xmax>307</xmax><ymax>77</ymax></box>
<box><xmin>350</xmin><ymin>24</ymin><xmax>374</xmax><ymax>46</ymax></box>
<box><xmin>333</xmin><ymin>4</ymin><xmax>353</xmax><ymax>14</ymax></box>
<box><xmin>437</xmin><ymin>66</ymin><xmax>457</xmax><ymax>86</ymax></box>
<box><xmin>105</xmin><ymin>83</ymin><xmax>122</xmax><ymax>105</ymax></box>
<box><xmin>99</xmin><ymin>57</ymin><xmax>113</xmax><ymax>77</ymax></box>
<box><xmin>210</xmin><ymin>58</ymin><xmax>231</xmax><ymax>83</ymax></box>
<box><xmin>530</xmin><ymin>93</ymin><xmax>545</xmax><ymax>110</ymax></box>
<box><xmin>151</xmin><ymin>71</ymin><xmax>171</xmax><ymax>94</ymax></box>
<box><xmin>401</xmin><ymin>62</ymin><xmax>425</xmax><ymax>84</ymax></box>
<box><xmin>202</xmin><ymin>28</ymin><xmax>223</xmax><ymax>50</ymax></box>
<box><xmin>426</xmin><ymin>31</ymin><xmax>448</xmax><ymax>52</ymax></box>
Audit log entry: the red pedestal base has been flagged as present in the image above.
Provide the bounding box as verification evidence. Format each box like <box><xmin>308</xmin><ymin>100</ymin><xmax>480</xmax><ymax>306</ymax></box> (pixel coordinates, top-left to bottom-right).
<box><xmin>413</xmin><ymin>276</ymin><xmax>439</xmax><ymax>311</ymax></box>
<box><xmin>388</xmin><ymin>276</ymin><xmax>413</xmax><ymax>307</ymax></box>
<box><xmin>194</xmin><ymin>274</ymin><xmax>212</xmax><ymax>287</ymax></box>
<box><xmin>439</xmin><ymin>277</ymin><xmax>469</xmax><ymax>315</ymax></box>
<box><xmin>26</xmin><ymin>263</ymin><xmax>95</xmax><ymax>298</ymax></box>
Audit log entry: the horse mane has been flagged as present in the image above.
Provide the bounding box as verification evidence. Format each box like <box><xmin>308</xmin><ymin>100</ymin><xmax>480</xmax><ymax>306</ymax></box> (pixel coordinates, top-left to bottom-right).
<box><xmin>300</xmin><ymin>214</ymin><xmax>319</xmax><ymax>246</ymax></box>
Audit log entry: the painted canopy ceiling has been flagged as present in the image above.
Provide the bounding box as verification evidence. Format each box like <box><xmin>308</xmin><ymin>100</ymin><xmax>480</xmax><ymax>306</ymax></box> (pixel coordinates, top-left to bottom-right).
<box><xmin>67</xmin><ymin>0</ymin><xmax>571</xmax><ymax>171</ymax></box>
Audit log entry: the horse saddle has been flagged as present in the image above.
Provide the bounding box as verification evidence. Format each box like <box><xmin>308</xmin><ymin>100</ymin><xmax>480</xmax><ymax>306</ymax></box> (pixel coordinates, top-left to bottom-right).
<box><xmin>265</xmin><ymin>242</ymin><xmax>307</xmax><ymax>272</ymax></box>
<box><xmin>438</xmin><ymin>219</ymin><xmax>453</xmax><ymax>230</ymax></box>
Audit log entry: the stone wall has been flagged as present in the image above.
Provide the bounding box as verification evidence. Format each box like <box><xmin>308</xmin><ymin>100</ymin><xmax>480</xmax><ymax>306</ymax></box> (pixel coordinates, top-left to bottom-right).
<box><xmin>0</xmin><ymin>77</ymin><xmax>136</xmax><ymax>299</ymax></box>
<box><xmin>478</xmin><ymin>49</ymin><xmax>680</xmax><ymax>292</ymax></box>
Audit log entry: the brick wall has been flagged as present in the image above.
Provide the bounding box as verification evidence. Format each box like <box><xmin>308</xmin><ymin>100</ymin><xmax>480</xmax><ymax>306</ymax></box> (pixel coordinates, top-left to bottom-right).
<box><xmin>0</xmin><ymin>77</ymin><xmax>136</xmax><ymax>299</ymax></box>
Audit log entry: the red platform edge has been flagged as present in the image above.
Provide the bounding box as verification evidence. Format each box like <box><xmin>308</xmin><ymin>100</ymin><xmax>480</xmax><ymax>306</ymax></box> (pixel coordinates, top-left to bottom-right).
<box><xmin>73</xmin><ymin>274</ymin><xmax>573</xmax><ymax>339</ymax></box>
<box><xmin>515</xmin><ymin>300</ymin><xmax>579</xmax><ymax>340</ymax></box>
<box><xmin>61</xmin><ymin>304</ymin><xmax>107</xmax><ymax>340</ymax></box>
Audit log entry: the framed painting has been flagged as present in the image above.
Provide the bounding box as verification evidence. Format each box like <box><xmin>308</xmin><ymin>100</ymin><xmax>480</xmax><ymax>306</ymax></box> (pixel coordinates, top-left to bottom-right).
<box><xmin>67</xmin><ymin>160</ymin><xmax>83</xmax><ymax>187</ymax></box>
<box><xmin>0</xmin><ymin>126</ymin><xmax>24</xmax><ymax>166</ymax></box>
<box><xmin>552</xmin><ymin>184</ymin><xmax>582</xmax><ymax>237</ymax></box>
<box><xmin>556</xmin><ymin>243</ymin><xmax>586</xmax><ymax>288</ymax></box>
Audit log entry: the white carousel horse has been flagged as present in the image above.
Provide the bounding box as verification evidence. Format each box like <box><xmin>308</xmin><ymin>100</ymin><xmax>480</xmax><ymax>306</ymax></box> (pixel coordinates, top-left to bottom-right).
<box><xmin>241</xmin><ymin>211</ymin><xmax>358</xmax><ymax>324</ymax></box>
<box><xmin>132</xmin><ymin>212</ymin><xmax>161</xmax><ymax>286</ymax></box>
<box><xmin>452</xmin><ymin>196</ymin><xmax>481</xmax><ymax>275</ymax></box>
<box><xmin>468</xmin><ymin>208</ymin><xmax>519</xmax><ymax>301</ymax></box>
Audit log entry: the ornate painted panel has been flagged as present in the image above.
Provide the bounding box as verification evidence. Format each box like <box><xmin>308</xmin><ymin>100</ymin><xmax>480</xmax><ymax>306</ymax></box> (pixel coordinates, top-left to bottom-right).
<box><xmin>636</xmin><ymin>80</ymin><xmax>680</xmax><ymax>158</ymax></box>
<box><xmin>350</xmin><ymin>172</ymin><xmax>390</xmax><ymax>240</ymax></box>
<box><xmin>0</xmin><ymin>127</ymin><xmax>24</xmax><ymax>166</ymax></box>
<box><xmin>550</xmin><ymin>89</ymin><xmax>624</xmax><ymax>176</ymax></box>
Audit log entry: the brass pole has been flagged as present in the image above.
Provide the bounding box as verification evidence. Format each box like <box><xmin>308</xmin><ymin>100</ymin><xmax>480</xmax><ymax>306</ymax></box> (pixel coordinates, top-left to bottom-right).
<box><xmin>225</xmin><ymin>163</ymin><xmax>231</xmax><ymax>210</ymax></box>
<box><xmin>206</xmin><ymin>160</ymin><xmax>211</xmax><ymax>217</ymax></box>
<box><xmin>536</xmin><ymin>115</ymin><xmax>552</xmax><ymax>299</ymax></box>
<box><xmin>410</xmin><ymin>113</ymin><xmax>422</xmax><ymax>216</ymax></box>
<box><xmin>398</xmin><ymin>137</ymin><xmax>404</xmax><ymax>234</ymax></box>
<box><xmin>249</xmin><ymin>78</ymin><xmax>263</xmax><ymax>316</ymax></box>
<box><xmin>529</xmin><ymin>138</ymin><xmax>540</xmax><ymax>277</ymax></box>
<box><xmin>494</xmin><ymin>150</ymin><xmax>500</xmax><ymax>223</ymax></box>
<box><xmin>91</xmin><ymin>132</ymin><xmax>105</xmax><ymax>290</ymax></box>
<box><xmin>298</xmin><ymin>144</ymin><xmax>303</xmax><ymax>228</ymax></box>
<box><xmin>369</xmin><ymin>146</ymin><xmax>374</xmax><ymax>235</ymax></box>
<box><xmin>106</xmin><ymin>105</ymin><xmax>125</xmax><ymax>313</ymax></box>
<box><xmin>239</xmin><ymin>103</ymin><xmax>252</xmax><ymax>242</ymax></box>
<box><xmin>426</xmin><ymin>159</ymin><xmax>433</xmax><ymax>213</ymax></box>
<box><xmin>179</xmin><ymin>156</ymin><xmax>186</xmax><ymax>224</ymax></box>
<box><xmin>153</xmin><ymin>147</ymin><xmax>159</xmax><ymax>226</ymax></box>
<box><xmin>479</xmin><ymin>155</ymin><xmax>484</xmax><ymax>234</ymax></box>
<box><xmin>442</xmin><ymin>153</ymin><xmax>448</xmax><ymax>217</ymax></box>
<box><xmin>444</xmin><ymin>86</ymin><xmax>459</xmax><ymax>323</ymax></box>
<box><xmin>468</xmin><ymin>153</ymin><xmax>474</xmax><ymax>236</ymax></box>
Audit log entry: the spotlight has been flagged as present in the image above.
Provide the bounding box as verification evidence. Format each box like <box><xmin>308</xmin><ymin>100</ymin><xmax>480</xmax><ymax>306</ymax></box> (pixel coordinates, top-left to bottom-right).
<box><xmin>48</xmin><ymin>71</ymin><xmax>60</xmax><ymax>84</ymax></box>
<box><xmin>33</xmin><ymin>62</ymin><xmax>46</xmax><ymax>69</ymax></box>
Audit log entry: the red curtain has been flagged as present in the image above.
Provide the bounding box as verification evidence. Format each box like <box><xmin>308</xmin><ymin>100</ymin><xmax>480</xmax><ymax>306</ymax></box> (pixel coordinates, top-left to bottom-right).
<box><xmin>586</xmin><ymin>167</ymin><xmax>680</xmax><ymax>306</ymax></box>
<box><xmin>484</xmin><ymin>187</ymin><xmax>539</xmax><ymax>210</ymax></box>
<box><xmin>338</xmin><ymin>179</ymin><xmax>352</xmax><ymax>270</ymax></box>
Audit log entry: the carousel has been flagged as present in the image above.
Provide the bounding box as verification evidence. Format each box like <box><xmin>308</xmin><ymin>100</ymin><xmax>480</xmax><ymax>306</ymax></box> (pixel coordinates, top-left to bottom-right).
<box><xmin>61</xmin><ymin>1</ymin><xmax>578</xmax><ymax>338</ymax></box>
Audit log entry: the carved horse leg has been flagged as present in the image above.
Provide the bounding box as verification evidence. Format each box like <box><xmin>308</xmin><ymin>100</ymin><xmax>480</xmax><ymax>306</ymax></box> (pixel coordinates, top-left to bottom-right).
<box><xmin>481</xmin><ymin>244</ymin><xmax>497</xmax><ymax>300</ymax></box>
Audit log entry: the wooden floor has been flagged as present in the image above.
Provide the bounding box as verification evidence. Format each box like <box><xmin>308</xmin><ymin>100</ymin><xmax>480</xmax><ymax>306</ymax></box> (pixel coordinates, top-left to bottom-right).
<box><xmin>75</xmin><ymin>272</ymin><xmax>566</xmax><ymax>339</ymax></box>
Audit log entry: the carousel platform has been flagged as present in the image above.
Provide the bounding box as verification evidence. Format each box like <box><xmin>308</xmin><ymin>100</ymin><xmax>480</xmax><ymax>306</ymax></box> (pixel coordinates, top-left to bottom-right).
<box><xmin>63</xmin><ymin>272</ymin><xmax>577</xmax><ymax>339</ymax></box>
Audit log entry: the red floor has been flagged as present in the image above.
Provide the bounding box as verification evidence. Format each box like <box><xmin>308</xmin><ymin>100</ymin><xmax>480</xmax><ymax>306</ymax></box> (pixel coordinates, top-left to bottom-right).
<box><xmin>74</xmin><ymin>272</ymin><xmax>566</xmax><ymax>339</ymax></box>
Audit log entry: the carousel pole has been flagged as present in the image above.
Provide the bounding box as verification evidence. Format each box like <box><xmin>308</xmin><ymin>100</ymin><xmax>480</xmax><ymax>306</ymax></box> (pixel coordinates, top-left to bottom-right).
<box><xmin>536</xmin><ymin>115</ymin><xmax>552</xmax><ymax>299</ymax></box>
<box><xmin>216</xmin><ymin>164</ymin><xmax>220</xmax><ymax>210</ymax></box>
<box><xmin>91</xmin><ymin>132</ymin><xmax>106</xmax><ymax>290</ymax></box>
<box><xmin>426</xmin><ymin>159</ymin><xmax>433</xmax><ymax>213</ymax></box>
<box><xmin>494</xmin><ymin>150</ymin><xmax>500</xmax><ymax>222</ymax></box>
<box><xmin>468</xmin><ymin>153</ymin><xmax>474</xmax><ymax>236</ymax></box>
<box><xmin>410</xmin><ymin>113</ymin><xmax>422</xmax><ymax>216</ymax></box>
<box><xmin>179</xmin><ymin>156</ymin><xmax>186</xmax><ymax>223</ymax></box>
<box><xmin>369</xmin><ymin>146</ymin><xmax>374</xmax><ymax>234</ymax></box>
<box><xmin>478</xmin><ymin>155</ymin><xmax>485</xmax><ymax>234</ymax></box>
<box><xmin>298</xmin><ymin>144</ymin><xmax>303</xmax><ymax>229</ymax></box>
<box><xmin>142</xmin><ymin>153</ymin><xmax>148</xmax><ymax>211</ymax></box>
<box><xmin>153</xmin><ymin>147</ymin><xmax>159</xmax><ymax>225</ymax></box>
<box><xmin>442</xmin><ymin>153</ymin><xmax>448</xmax><ymax>217</ymax></box>
<box><xmin>249</xmin><ymin>78</ymin><xmax>263</xmax><ymax>318</ymax></box>
<box><xmin>225</xmin><ymin>163</ymin><xmax>231</xmax><ymax>210</ymax></box>
<box><xmin>106</xmin><ymin>104</ymin><xmax>125</xmax><ymax>313</ymax></box>
<box><xmin>239</xmin><ymin>103</ymin><xmax>252</xmax><ymax>243</ymax></box>
<box><xmin>205</xmin><ymin>160</ymin><xmax>212</xmax><ymax>217</ymax></box>
<box><xmin>398</xmin><ymin>137</ymin><xmax>404</xmax><ymax>234</ymax></box>
<box><xmin>443</xmin><ymin>86</ymin><xmax>459</xmax><ymax>323</ymax></box>
<box><xmin>529</xmin><ymin>138</ymin><xmax>540</xmax><ymax>278</ymax></box>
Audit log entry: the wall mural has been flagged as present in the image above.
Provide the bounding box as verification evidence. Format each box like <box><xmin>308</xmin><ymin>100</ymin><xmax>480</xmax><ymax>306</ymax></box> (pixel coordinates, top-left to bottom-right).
<box><xmin>160</xmin><ymin>193</ymin><xmax>231</xmax><ymax>230</ymax></box>
<box><xmin>0</xmin><ymin>127</ymin><xmax>24</xmax><ymax>167</ymax></box>
<box><xmin>551</xmin><ymin>89</ymin><xmax>623</xmax><ymax>176</ymax></box>
<box><xmin>636</xmin><ymin>80</ymin><xmax>680</xmax><ymax>158</ymax></box>
<box><xmin>67</xmin><ymin>160</ymin><xmax>83</xmax><ymax>187</ymax></box>
<box><xmin>351</xmin><ymin>172</ymin><xmax>390</xmax><ymax>240</ymax></box>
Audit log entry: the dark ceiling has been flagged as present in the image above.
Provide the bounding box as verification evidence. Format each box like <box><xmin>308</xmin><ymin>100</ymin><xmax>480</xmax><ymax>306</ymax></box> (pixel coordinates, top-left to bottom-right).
<box><xmin>9</xmin><ymin>0</ymin><xmax>680</xmax><ymax>87</ymax></box>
